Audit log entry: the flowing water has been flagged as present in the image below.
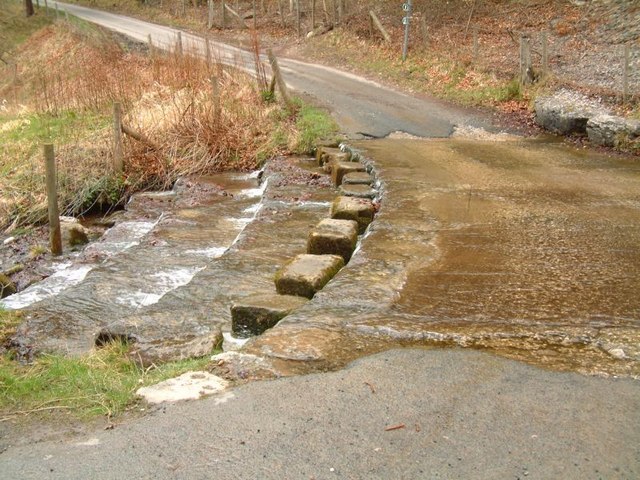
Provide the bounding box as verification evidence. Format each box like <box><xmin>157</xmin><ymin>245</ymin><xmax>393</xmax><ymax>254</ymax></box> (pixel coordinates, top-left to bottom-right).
<box><xmin>5</xmin><ymin>139</ymin><xmax>640</xmax><ymax>377</ymax></box>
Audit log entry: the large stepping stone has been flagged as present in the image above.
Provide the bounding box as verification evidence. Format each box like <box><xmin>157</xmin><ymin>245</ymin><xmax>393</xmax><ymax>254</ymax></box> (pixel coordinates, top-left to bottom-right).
<box><xmin>308</xmin><ymin>219</ymin><xmax>359</xmax><ymax>262</ymax></box>
<box><xmin>332</xmin><ymin>161</ymin><xmax>366</xmax><ymax>187</ymax></box>
<box><xmin>231</xmin><ymin>294</ymin><xmax>308</xmax><ymax>338</ymax></box>
<box><xmin>316</xmin><ymin>146</ymin><xmax>351</xmax><ymax>167</ymax></box>
<box><xmin>275</xmin><ymin>254</ymin><xmax>344</xmax><ymax>299</ymax></box>
<box><xmin>342</xmin><ymin>172</ymin><xmax>374</xmax><ymax>186</ymax></box>
<box><xmin>330</xmin><ymin>196</ymin><xmax>375</xmax><ymax>234</ymax></box>
<box><xmin>339</xmin><ymin>184</ymin><xmax>377</xmax><ymax>200</ymax></box>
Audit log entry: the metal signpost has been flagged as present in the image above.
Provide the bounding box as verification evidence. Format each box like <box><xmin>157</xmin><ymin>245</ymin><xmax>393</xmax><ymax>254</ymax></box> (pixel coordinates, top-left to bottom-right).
<box><xmin>402</xmin><ymin>0</ymin><xmax>413</xmax><ymax>61</ymax></box>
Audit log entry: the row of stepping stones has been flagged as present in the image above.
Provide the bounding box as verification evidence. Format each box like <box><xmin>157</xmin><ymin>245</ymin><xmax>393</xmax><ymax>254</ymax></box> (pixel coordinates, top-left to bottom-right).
<box><xmin>230</xmin><ymin>145</ymin><xmax>378</xmax><ymax>339</ymax></box>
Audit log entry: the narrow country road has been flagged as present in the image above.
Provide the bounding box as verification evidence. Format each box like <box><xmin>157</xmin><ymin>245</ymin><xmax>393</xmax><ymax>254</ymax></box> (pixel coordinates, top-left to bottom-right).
<box><xmin>55</xmin><ymin>1</ymin><xmax>485</xmax><ymax>138</ymax></box>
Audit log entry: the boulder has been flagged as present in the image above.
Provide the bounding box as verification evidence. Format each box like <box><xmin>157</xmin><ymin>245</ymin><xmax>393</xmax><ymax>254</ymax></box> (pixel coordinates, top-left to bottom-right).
<box><xmin>137</xmin><ymin>371</ymin><xmax>228</xmax><ymax>404</ymax></box>
<box><xmin>534</xmin><ymin>89</ymin><xmax>609</xmax><ymax>135</ymax></box>
<box><xmin>316</xmin><ymin>146</ymin><xmax>351</xmax><ymax>167</ymax></box>
<box><xmin>60</xmin><ymin>217</ymin><xmax>90</xmax><ymax>247</ymax></box>
<box><xmin>231</xmin><ymin>294</ymin><xmax>308</xmax><ymax>338</ymax></box>
<box><xmin>330</xmin><ymin>196</ymin><xmax>375</xmax><ymax>234</ymax></box>
<box><xmin>331</xmin><ymin>161</ymin><xmax>366</xmax><ymax>187</ymax></box>
<box><xmin>308</xmin><ymin>219</ymin><xmax>359</xmax><ymax>262</ymax></box>
<box><xmin>339</xmin><ymin>184</ymin><xmax>377</xmax><ymax>199</ymax></box>
<box><xmin>587</xmin><ymin>114</ymin><xmax>640</xmax><ymax>147</ymax></box>
<box><xmin>342</xmin><ymin>172</ymin><xmax>374</xmax><ymax>186</ymax></box>
<box><xmin>275</xmin><ymin>254</ymin><xmax>344</xmax><ymax>299</ymax></box>
<box><xmin>0</xmin><ymin>273</ymin><xmax>17</xmax><ymax>299</ymax></box>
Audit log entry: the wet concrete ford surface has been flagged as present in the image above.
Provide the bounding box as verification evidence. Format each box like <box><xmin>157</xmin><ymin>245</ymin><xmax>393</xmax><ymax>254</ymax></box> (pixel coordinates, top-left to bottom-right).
<box><xmin>6</xmin><ymin>138</ymin><xmax>639</xmax><ymax>378</ymax></box>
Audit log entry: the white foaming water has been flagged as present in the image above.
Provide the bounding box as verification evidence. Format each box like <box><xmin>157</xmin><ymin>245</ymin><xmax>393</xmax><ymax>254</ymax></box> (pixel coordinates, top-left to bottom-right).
<box><xmin>243</xmin><ymin>203</ymin><xmax>262</xmax><ymax>214</ymax></box>
<box><xmin>183</xmin><ymin>246</ymin><xmax>228</xmax><ymax>258</ymax></box>
<box><xmin>115</xmin><ymin>266</ymin><xmax>205</xmax><ymax>308</ymax></box>
<box><xmin>1</xmin><ymin>264</ymin><xmax>93</xmax><ymax>310</ymax></box>
<box><xmin>222</xmin><ymin>332</ymin><xmax>250</xmax><ymax>351</ymax></box>
<box><xmin>235</xmin><ymin>177</ymin><xmax>269</xmax><ymax>199</ymax></box>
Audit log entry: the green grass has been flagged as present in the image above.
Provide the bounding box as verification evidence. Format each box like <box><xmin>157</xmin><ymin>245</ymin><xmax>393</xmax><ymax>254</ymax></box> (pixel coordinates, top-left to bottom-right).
<box><xmin>0</xmin><ymin>0</ymin><xmax>52</xmax><ymax>55</ymax></box>
<box><xmin>0</xmin><ymin>338</ymin><xmax>216</xmax><ymax>419</ymax></box>
<box><xmin>293</xmin><ymin>102</ymin><xmax>339</xmax><ymax>154</ymax></box>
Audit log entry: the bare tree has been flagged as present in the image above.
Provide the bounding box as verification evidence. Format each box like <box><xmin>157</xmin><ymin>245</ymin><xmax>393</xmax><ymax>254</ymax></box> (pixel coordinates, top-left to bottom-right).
<box><xmin>24</xmin><ymin>0</ymin><xmax>35</xmax><ymax>17</ymax></box>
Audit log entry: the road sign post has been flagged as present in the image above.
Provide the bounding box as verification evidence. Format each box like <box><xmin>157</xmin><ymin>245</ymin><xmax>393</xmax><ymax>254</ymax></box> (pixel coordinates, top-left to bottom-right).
<box><xmin>402</xmin><ymin>0</ymin><xmax>413</xmax><ymax>61</ymax></box>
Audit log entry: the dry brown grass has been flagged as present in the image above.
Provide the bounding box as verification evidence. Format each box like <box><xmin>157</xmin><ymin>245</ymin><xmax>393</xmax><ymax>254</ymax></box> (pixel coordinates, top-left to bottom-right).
<box><xmin>0</xmin><ymin>19</ymin><xmax>318</xmax><ymax>230</ymax></box>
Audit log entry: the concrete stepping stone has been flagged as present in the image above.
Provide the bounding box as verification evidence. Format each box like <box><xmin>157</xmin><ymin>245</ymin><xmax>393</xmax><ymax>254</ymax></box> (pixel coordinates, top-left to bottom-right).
<box><xmin>316</xmin><ymin>146</ymin><xmax>351</xmax><ymax>167</ymax></box>
<box><xmin>332</xmin><ymin>161</ymin><xmax>366</xmax><ymax>187</ymax></box>
<box><xmin>308</xmin><ymin>219</ymin><xmax>359</xmax><ymax>262</ymax></box>
<box><xmin>339</xmin><ymin>184</ymin><xmax>377</xmax><ymax>200</ymax></box>
<box><xmin>330</xmin><ymin>196</ymin><xmax>375</xmax><ymax>234</ymax></box>
<box><xmin>231</xmin><ymin>294</ymin><xmax>308</xmax><ymax>338</ymax></box>
<box><xmin>275</xmin><ymin>254</ymin><xmax>345</xmax><ymax>299</ymax></box>
<box><xmin>342</xmin><ymin>172</ymin><xmax>374</xmax><ymax>186</ymax></box>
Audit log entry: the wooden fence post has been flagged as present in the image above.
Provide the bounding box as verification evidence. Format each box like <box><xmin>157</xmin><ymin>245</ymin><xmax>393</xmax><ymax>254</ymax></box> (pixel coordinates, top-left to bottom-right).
<box><xmin>420</xmin><ymin>15</ymin><xmax>428</xmax><ymax>50</ymax></box>
<box><xmin>296</xmin><ymin>0</ymin><xmax>301</xmax><ymax>36</ymax></box>
<box><xmin>519</xmin><ymin>34</ymin><xmax>533</xmax><ymax>85</ymax></box>
<box><xmin>623</xmin><ymin>44</ymin><xmax>630</xmax><ymax>104</ymax></box>
<box><xmin>205</xmin><ymin>37</ymin><xmax>212</xmax><ymax>67</ymax></box>
<box><xmin>176</xmin><ymin>31</ymin><xmax>183</xmax><ymax>56</ymax></box>
<box><xmin>221</xmin><ymin>0</ymin><xmax>227</xmax><ymax>28</ymax></box>
<box><xmin>44</xmin><ymin>143</ymin><xmax>62</xmax><ymax>256</ymax></box>
<box><xmin>473</xmin><ymin>27</ymin><xmax>479</xmax><ymax>63</ymax></box>
<box><xmin>113</xmin><ymin>102</ymin><xmax>124</xmax><ymax>174</ymax></box>
<box><xmin>541</xmin><ymin>31</ymin><xmax>548</xmax><ymax>77</ymax></box>
<box><xmin>311</xmin><ymin>0</ymin><xmax>316</xmax><ymax>30</ymax></box>
<box><xmin>267</xmin><ymin>49</ymin><xmax>293</xmax><ymax>109</ymax></box>
<box><xmin>208</xmin><ymin>0</ymin><xmax>214</xmax><ymax>29</ymax></box>
<box><xmin>369</xmin><ymin>11</ymin><xmax>390</xmax><ymax>43</ymax></box>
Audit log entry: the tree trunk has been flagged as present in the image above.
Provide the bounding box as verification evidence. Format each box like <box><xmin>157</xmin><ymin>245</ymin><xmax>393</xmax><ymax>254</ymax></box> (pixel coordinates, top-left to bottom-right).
<box><xmin>25</xmin><ymin>0</ymin><xmax>35</xmax><ymax>16</ymax></box>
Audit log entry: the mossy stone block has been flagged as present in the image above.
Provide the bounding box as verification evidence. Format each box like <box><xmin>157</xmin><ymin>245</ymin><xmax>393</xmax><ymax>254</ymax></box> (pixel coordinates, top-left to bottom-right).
<box><xmin>339</xmin><ymin>184</ymin><xmax>377</xmax><ymax>199</ymax></box>
<box><xmin>342</xmin><ymin>172</ymin><xmax>374</xmax><ymax>186</ymax></box>
<box><xmin>275</xmin><ymin>254</ymin><xmax>345</xmax><ymax>299</ymax></box>
<box><xmin>308</xmin><ymin>219</ymin><xmax>358</xmax><ymax>262</ymax></box>
<box><xmin>316</xmin><ymin>147</ymin><xmax>351</xmax><ymax>167</ymax></box>
<box><xmin>231</xmin><ymin>294</ymin><xmax>308</xmax><ymax>338</ymax></box>
<box><xmin>331</xmin><ymin>161</ymin><xmax>366</xmax><ymax>187</ymax></box>
<box><xmin>330</xmin><ymin>196</ymin><xmax>375</xmax><ymax>234</ymax></box>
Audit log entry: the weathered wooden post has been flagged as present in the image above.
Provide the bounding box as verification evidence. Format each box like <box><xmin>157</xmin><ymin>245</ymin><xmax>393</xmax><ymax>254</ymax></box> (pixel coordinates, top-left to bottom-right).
<box><xmin>147</xmin><ymin>34</ymin><xmax>153</xmax><ymax>57</ymax></box>
<box><xmin>205</xmin><ymin>37</ymin><xmax>212</xmax><ymax>67</ymax></box>
<box><xmin>623</xmin><ymin>44</ymin><xmax>630</xmax><ymax>104</ymax></box>
<box><xmin>541</xmin><ymin>31</ymin><xmax>548</xmax><ymax>77</ymax></box>
<box><xmin>267</xmin><ymin>49</ymin><xmax>293</xmax><ymax>109</ymax></box>
<box><xmin>420</xmin><ymin>15</ymin><xmax>428</xmax><ymax>50</ymax></box>
<box><xmin>211</xmin><ymin>75</ymin><xmax>221</xmax><ymax>122</ymax></box>
<box><xmin>253</xmin><ymin>0</ymin><xmax>257</xmax><ymax>29</ymax></box>
<box><xmin>207</xmin><ymin>0</ymin><xmax>214</xmax><ymax>29</ymax></box>
<box><xmin>221</xmin><ymin>0</ymin><xmax>227</xmax><ymax>28</ymax></box>
<box><xmin>311</xmin><ymin>0</ymin><xmax>316</xmax><ymax>30</ymax></box>
<box><xmin>296</xmin><ymin>0</ymin><xmax>301</xmax><ymax>36</ymax></box>
<box><xmin>176</xmin><ymin>31</ymin><xmax>183</xmax><ymax>56</ymax></box>
<box><xmin>519</xmin><ymin>34</ymin><xmax>533</xmax><ymax>85</ymax></box>
<box><xmin>278</xmin><ymin>0</ymin><xmax>285</xmax><ymax>28</ymax></box>
<box><xmin>44</xmin><ymin>143</ymin><xmax>62</xmax><ymax>256</ymax></box>
<box><xmin>370</xmin><ymin>11</ymin><xmax>390</xmax><ymax>43</ymax></box>
<box><xmin>113</xmin><ymin>102</ymin><xmax>124</xmax><ymax>174</ymax></box>
<box><xmin>473</xmin><ymin>27</ymin><xmax>479</xmax><ymax>63</ymax></box>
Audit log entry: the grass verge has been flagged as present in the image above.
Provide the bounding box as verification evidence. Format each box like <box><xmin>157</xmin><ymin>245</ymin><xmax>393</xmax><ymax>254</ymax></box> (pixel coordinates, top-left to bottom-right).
<box><xmin>0</xmin><ymin>330</ymin><xmax>215</xmax><ymax>420</ymax></box>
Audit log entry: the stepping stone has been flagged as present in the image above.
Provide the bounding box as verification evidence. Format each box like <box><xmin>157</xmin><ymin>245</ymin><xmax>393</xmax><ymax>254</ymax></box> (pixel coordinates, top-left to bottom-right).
<box><xmin>308</xmin><ymin>219</ymin><xmax>358</xmax><ymax>262</ymax></box>
<box><xmin>342</xmin><ymin>172</ymin><xmax>374</xmax><ymax>186</ymax></box>
<box><xmin>330</xmin><ymin>196</ymin><xmax>375</xmax><ymax>234</ymax></box>
<box><xmin>316</xmin><ymin>146</ymin><xmax>351</xmax><ymax>167</ymax></box>
<box><xmin>339</xmin><ymin>184</ymin><xmax>377</xmax><ymax>200</ymax></box>
<box><xmin>231</xmin><ymin>294</ymin><xmax>308</xmax><ymax>338</ymax></box>
<box><xmin>331</xmin><ymin>161</ymin><xmax>366</xmax><ymax>187</ymax></box>
<box><xmin>275</xmin><ymin>254</ymin><xmax>344</xmax><ymax>299</ymax></box>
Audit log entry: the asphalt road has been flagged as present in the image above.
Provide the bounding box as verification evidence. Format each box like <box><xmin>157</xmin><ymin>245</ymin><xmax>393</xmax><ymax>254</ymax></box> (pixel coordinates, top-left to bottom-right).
<box><xmin>1</xmin><ymin>349</ymin><xmax>638</xmax><ymax>479</ymax></box>
<box><xmin>54</xmin><ymin>1</ymin><xmax>485</xmax><ymax>138</ymax></box>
